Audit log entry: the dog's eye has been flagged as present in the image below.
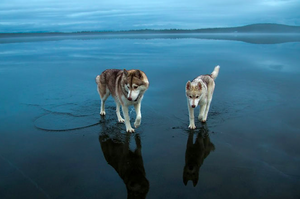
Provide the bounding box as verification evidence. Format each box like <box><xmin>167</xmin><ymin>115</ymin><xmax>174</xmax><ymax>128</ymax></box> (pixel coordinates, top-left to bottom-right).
<box><xmin>133</xmin><ymin>85</ymin><xmax>138</xmax><ymax>89</ymax></box>
<box><xmin>196</xmin><ymin>96</ymin><xmax>199</xmax><ymax>98</ymax></box>
<box><xmin>189</xmin><ymin>96</ymin><xmax>192</xmax><ymax>98</ymax></box>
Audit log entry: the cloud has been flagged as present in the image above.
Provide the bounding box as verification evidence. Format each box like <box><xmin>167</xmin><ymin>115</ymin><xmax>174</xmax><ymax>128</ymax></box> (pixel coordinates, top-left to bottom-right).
<box><xmin>0</xmin><ymin>0</ymin><xmax>299</xmax><ymax>32</ymax></box>
<box><xmin>67</xmin><ymin>10</ymin><xmax>121</xmax><ymax>18</ymax></box>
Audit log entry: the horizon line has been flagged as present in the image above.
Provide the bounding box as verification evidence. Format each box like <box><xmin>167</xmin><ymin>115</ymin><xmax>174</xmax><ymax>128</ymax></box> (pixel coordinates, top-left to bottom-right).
<box><xmin>1</xmin><ymin>23</ymin><xmax>300</xmax><ymax>34</ymax></box>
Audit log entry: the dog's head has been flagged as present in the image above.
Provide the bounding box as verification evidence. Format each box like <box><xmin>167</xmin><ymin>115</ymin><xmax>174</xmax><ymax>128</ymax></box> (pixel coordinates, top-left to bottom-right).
<box><xmin>122</xmin><ymin>69</ymin><xmax>149</xmax><ymax>101</ymax></box>
<box><xmin>186</xmin><ymin>81</ymin><xmax>203</xmax><ymax>108</ymax></box>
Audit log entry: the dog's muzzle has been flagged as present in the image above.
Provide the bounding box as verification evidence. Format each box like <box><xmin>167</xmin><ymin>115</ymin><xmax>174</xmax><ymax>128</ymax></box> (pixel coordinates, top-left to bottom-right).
<box><xmin>134</xmin><ymin>93</ymin><xmax>141</xmax><ymax>102</ymax></box>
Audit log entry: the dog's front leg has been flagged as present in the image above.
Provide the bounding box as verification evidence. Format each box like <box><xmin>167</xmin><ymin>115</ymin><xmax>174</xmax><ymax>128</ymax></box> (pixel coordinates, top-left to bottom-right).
<box><xmin>188</xmin><ymin>101</ymin><xmax>196</xmax><ymax>129</ymax></box>
<box><xmin>122</xmin><ymin>106</ymin><xmax>135</xmax><ymax>133</ymax></box>
<box><xmin>134</xmin><ymin>102</ymin><xmax>142</xmax><ymax>128</ymax></box>
<box><xmin>116</xmin><ymin>102</ymin><xmax>125</xmax><ymax>123</ymax></box>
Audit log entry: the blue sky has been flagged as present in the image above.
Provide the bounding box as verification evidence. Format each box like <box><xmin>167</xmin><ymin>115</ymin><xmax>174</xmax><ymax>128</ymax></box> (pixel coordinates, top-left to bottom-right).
<box><xmin>0</xmin><ymin>0</ymin><xmax>299</xmax><ymax>33</ymax></box>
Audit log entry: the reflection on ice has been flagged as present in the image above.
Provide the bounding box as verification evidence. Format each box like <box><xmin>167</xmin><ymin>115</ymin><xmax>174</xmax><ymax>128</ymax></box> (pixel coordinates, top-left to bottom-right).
<box><xmin>183</xmin><ymin>124</ymin><xmax>215</xmax><ymax>187</ymax></box>
<box><xmin>1</xmin><ymin>33</ymin><xmax>300</xmax><ymax>199</ymax></box>
<box><xmin>99</xmin><ymin>121</ymin><xmax>149</xmax><ymax>199</ymax></box>
<box><xmin>1</xmin><ymin>33</ymin><xmax>300</xmax><ymax>44</ymax></box>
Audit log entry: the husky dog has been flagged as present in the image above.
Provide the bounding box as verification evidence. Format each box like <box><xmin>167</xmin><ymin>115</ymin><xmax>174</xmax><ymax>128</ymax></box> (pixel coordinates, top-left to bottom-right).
<box><xmin>186</xmin><ymin>65</ymin><xmax>220</xmax><ymax>129</ymax></box>
<box><xmin>96</xmin><ymin>69</ymin><xmax>149</xmax><ymax>132</ymax></box>
<box><xmin>183</xmin><ymin>124</ymin><xmax>215</xmax><ymax>186</ymax></box>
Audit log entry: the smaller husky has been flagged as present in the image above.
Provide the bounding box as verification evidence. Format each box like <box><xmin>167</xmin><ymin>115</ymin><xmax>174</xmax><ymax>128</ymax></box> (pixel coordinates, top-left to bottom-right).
<box><xmin>96</xmin><ymin>69</ymin><xmax>149</xmax><ymax>132</ymax></box>
<box><xmin>185</xmin><ymin>65</ymin><xmax>220</xmax><ymax>129</ymax></box>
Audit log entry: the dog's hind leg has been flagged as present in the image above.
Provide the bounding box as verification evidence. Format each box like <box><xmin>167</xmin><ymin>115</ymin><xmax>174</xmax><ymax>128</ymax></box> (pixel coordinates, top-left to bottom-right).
<box><xmin>134</xmin><ymin>102</ymin><xmax>142</xmax><ymax>128</ymax></box>
<box><xmin>100</xmin><ymin>88</ymin><xmax>110</xmax><ymax>116</ymax></box>
<box><xmin>198</xmin><ymin>103</ymin><xmax>206</xmax><ymax>122</ymax></box>
<box><xmin>203</xmin><ymin>99</ymin><xmax>212</xmax><ymax>122</ymax></box>
<box><xmin>198</xmin><ymin>98</ymin><xmax>207</xmax><ymax>122</ymax></box>
<box><xmin>96</xmin><ymin>75</ymin><xmax>110</xmax><ymax>116</ymax></box>
<box><xmin>116</xmin><ymin>101</ymin><xmax>125</xmax><ymax>123</ymax></box>
<box><xmin>203</xmin><ymin>83</ymin><xmax>215</xmax><ymax>122</ymax></box>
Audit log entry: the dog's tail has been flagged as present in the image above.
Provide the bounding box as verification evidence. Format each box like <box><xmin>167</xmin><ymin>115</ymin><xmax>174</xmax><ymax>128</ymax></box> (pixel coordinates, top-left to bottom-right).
<box><xmin>95</xmin><ymin>75</ymin><xmax>101</xmax><ymax>84</ymax></box>
<box><xmin>211</xmin><ymin>65</ymin><xmax>220</xmax><ymax>80</ymax></box>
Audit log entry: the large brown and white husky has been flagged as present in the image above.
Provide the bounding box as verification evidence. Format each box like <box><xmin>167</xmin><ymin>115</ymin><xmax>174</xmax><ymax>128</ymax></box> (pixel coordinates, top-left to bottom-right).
<box><xmin>96</xmin><ymin>69</ymin><xmax>149</xmax><ymax>132</ymax></box>
<box><xmin>185</xmin><ymin>65</ymin><xmax>220</xmax><ymax>129</ymax></box>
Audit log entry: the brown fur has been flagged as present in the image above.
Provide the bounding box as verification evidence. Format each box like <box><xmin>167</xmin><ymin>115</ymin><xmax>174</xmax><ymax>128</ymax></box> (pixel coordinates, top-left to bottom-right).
<box><xmin>199</xmin><ymin>75</ymin><xmax>213</xmax><ymax>87</ymax></box>
<box><xmin>97</xmin><ymin>69</ymin><xmax>149</xmax><ymax>105</ymax></box>
<box><xmin>97</xmin><ymin>69</ymin><xmax>122</xmax><ymax>99</ymax></box>
<box><xmin>96</xmin><ymin>69</ymin><xmax>149</xmax><ymax>132</ymax></box>
<box><xmin>186</xmin><ymin>65</ymin><xmax>220</xmax><ymax>128</ymax></box>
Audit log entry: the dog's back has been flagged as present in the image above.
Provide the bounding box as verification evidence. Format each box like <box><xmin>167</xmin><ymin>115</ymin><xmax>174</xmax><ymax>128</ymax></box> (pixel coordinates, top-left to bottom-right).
<box><xmin>96</xmin><ymin>69</ymin><xmax>122</xmax><ymax>97</ymax></box>
<box><xmin>192</xmin><ymin>65</ymin><xmax>220</xmax><ymax>89</ymax></box>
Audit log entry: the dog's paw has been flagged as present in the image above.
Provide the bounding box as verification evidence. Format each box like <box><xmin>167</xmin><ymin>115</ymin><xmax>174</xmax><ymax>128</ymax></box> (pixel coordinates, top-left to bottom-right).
<box><xmin>201</xmin><ymin>120</ymin><xmax>206</xmax><ymax>123</ymax></box>
<box><xmin>134</xmin><ymin>118</ymin><xmax>141</xmax><ymax>128</ymax></box>
<box><xmin>126</xmin><ymin>127</ymin><xmax>135</xmax><ymax>133</ymax></box>
<box><xmin>100</xmin><ymin>111</ymin><xmax>106</xmax><ymax>116</ymax></box>
<box><xmin>118</xmin><ymin>118</ymin><xmax>125</xmax><ymax>123</ymax></box>
<box><xmin>188</xmin><ymin>124</ymin><xmax>196</xmax><ymax>129</ymax></box>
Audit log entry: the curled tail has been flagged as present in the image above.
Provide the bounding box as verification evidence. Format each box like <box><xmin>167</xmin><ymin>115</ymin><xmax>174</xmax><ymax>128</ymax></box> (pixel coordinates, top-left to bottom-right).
<box><xmin>95</xmin><ymin>75</ymin><xmax>101</xmax><ymax>84</ymax></box>
<box><xmin>211</xmin><ymin>65</ymin><xmax>220</xmax><ymax>80</ymax></box>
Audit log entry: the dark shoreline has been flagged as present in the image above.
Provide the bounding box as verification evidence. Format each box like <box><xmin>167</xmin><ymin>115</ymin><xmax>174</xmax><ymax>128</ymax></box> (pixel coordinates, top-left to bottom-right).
<box><xmin>1</xmin><ymin>32</ymin><xmax>300</xmax><ymax>44</ymax></box>
<box><xmin>1</xmin><ymin>23</ymin><xmax>300</xmax><ymax>36</ymax></box>
<box><xmin>1</xmin><ymin>31</ymin><xmax>300</xmax><ymax>38</ymax></box>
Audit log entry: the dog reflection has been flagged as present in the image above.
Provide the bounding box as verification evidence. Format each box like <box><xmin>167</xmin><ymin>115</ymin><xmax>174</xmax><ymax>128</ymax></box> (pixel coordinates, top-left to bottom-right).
<box><xmin>99</xmin><ymin>129</ymin><xmax>149</xmax><ymax>199</ymax></box>
<box><xmin>183</xmin><ymin>124</ymin><xmax>215</xmax><ymax>187</ymax></box>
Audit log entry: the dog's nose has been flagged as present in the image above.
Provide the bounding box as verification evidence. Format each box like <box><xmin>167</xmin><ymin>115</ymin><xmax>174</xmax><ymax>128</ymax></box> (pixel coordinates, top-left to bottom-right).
<box><xmin>128</xmin><ymin>97</ymin><xmax>132</xmax><ymax>101</ymax></box>
<box><xmin>192</xmin><ymin>105</ymin><xmax>195</xmax><ymax>108</ymax></box>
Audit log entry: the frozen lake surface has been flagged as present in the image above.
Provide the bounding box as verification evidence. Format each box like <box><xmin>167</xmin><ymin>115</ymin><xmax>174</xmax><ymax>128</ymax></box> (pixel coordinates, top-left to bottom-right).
<box><xmin>0</xmin><ymin>34</ymin><xmax>300</xmax><ymax>199</ymax></box>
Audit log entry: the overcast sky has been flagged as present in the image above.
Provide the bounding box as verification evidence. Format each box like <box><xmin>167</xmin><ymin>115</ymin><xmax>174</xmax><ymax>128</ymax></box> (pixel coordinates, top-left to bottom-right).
<box><xmin>0</xmin><ymin>0</ymin><xmax>299</xmax><ymax>33</ymax></box>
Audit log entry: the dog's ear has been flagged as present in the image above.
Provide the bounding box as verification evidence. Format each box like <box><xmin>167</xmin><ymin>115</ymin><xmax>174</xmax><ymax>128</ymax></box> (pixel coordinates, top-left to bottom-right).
<box><xmin>135</xmin><ymin>70</ymin><xmax>142</xmax><ymax>79</ymax></box>
<box><xmin>197</xmin><ymin>82</ymin><xmax>202</xmax><ymax>90</ymax></box>
<box><xmin>123</xmin><ymin>69</ymin><xmax>128</xmax><ymax>76</ymax></box>
<box><xmin>193</xmin><ymin>177</ymin><xmax>199</xmax><ymax>187</ymax></box>
<box><xmin>183</xmin><ymin>176</ymin><xmax>188</xmax><ymax>186</ymax></box>
<box><xmin>186</xmin><ymin>81</ymin><xmax>191</xmax><ymax>90</ymax></box>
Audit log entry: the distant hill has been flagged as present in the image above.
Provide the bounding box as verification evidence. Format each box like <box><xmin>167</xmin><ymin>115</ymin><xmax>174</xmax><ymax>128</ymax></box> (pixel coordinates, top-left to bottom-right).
<box><xmin>193</xmin><ymin>23</ymin><xmax>300</xmax><ymax>33</ymax></box>
<box><xmin>114</xmin><ymin>23</ymin><xmax>300</xmax><ymax>34</ymax></box>
<box><xmin>69</xmin><ymin>23</ymin><xmax>300</xmax><ymax>34</ymax></box>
